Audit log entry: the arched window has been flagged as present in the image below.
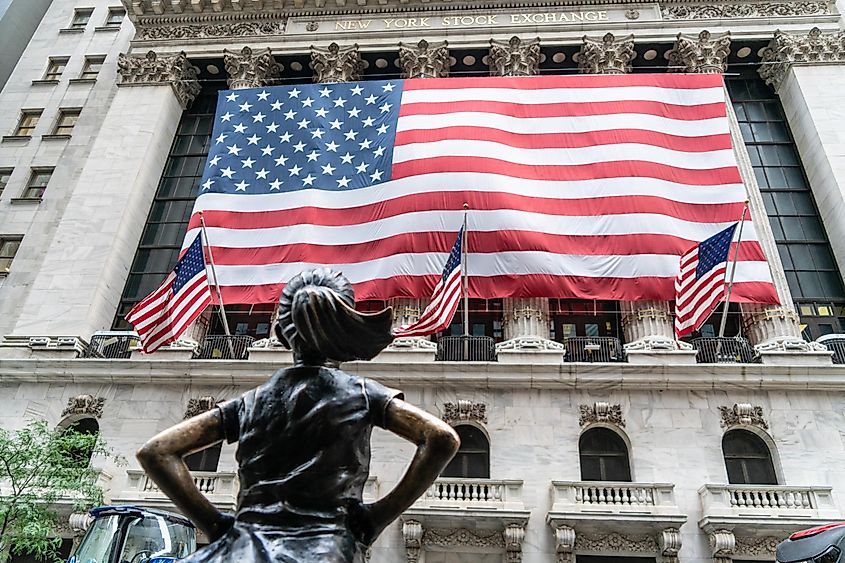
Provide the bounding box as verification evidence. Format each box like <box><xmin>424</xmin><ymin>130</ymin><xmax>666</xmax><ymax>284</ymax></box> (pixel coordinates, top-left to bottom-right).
<box><xmin>579</xmin><ymin>427</ymin><xmax>631</xmax><ymax>482</ymax></box>
<box><xmin>184</xmin><ymin>442</ymin><xmax>223</xmax><ymax>472</ymax></box>
<box><xmin>63</xmin><ymin>417</ymin><xmax>99</xmax><ymax>467</ymax></box>
<box><xmin>441</xmin><ymin>425</ymin><xmax>490</xmax><ymax>478</ymax></box>
<box><xmin>722</xmin><ymin>429</ymin><xmax>777</xmax><ymax>485</ymax></box>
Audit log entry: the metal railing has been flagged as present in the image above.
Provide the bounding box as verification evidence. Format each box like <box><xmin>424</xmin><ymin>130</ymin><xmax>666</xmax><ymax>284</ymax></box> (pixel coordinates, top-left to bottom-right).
<box><xmin>195</xmin><ymin>335</ymin><xmax>255</xmax><ymax>360</ymax></box>
<box><xmin>563</xmin><ymin>336</ymin><xmax>624</xmax><ymax>362</ymax></box>
<box><xmin>691</xmin><ymin>336</ymin><xmax>756</xmax><ymax>363</ymax></box>
<box><xmin>435</xmin><ymin>336</ymin><xmax>497</xmax><ymax>362</ymax></box>
<box><xmin>84</xmin><ymin>331</ymin><xmax>139</xmax><ymax>358</ymax></box>
<box><xmin>817</xmin><ymin>335</ymin><xmax>845</xmax><ymax>364</ymax></box>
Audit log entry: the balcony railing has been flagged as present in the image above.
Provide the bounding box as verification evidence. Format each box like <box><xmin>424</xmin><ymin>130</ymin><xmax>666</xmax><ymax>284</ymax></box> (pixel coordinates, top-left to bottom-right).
<box><xmin>563</xmin><ymin>337</ymin><xmax>624</xmax><ymax>362</ymax></box>
<box><xmin>117</xmin><ymin>469</ymin><xmax>238</xmax><ymax>510</ymax></box>
<box><xmin>691</xmin><ymin>336</ymin><xmax>756</xmax><ymax>363</ymax></box>
<box><xmin>195</xmin><ymin>335</ymin><xmax>254</xmax><ymax>360</ymax></box>
<box><xmin>435</xmin><ymin>336</ymin><xmax>497</xmax><ymax>362</ymax></box>
<box><xmin>551</xmin><ymin>481</ymin><xmax>681</xmax><ymax>513</ymax></box>
<box><xmin>84</xmin><ymin>331</ymin><xmax>139</xmax><ymax>358</ymax></box>
<box><xmin>700</xmin><ymin>484</ymin><xmax>839</xmax><ymax>520</ymax></box>
<box><xmin>413</xmin><ymin>478</ymin><xmax>524</xmax><ymax>511</ymax></box>
<box><xmin>817</xmin><ymin>335</ymin><xmax>845</xmax><ymax>364</ymax></box>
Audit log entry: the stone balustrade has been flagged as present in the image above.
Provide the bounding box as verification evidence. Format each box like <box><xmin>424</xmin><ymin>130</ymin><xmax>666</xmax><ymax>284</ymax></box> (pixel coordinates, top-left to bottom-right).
<box><xmin>116</xmin><ymin>469</ymin><xmax>239</xmax><ymax>510</ymax></box>
<box><xmin>414</xmin><ymin>478</ymin><xmax>525</xmax><ymax>512</ymax></box>
<box><xmin>551</xmin><ymin>481</ymin><xmax>682</xmax><ymax>516</ymax></box>
<box><xmin>699</xmin><ymin>484</ymin><xmax>838</xmax><ymax>520</ymax></box>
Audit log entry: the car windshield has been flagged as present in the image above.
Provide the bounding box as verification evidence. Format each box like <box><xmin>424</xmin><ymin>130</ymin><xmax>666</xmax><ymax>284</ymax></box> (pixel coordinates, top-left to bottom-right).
<box><xmin>72</xmin><ymin>514</ymin><xmax>120</xmax><ymax>563</ymax></box>
<box><xmin>71</xmin><ymin>512</ymin><xmax>195</xmax><ymax>563</ymax></box>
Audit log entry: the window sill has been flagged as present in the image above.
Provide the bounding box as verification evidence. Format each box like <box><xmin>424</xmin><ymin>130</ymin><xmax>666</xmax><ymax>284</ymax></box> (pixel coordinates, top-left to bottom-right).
<box><xmin>10</xmin><ymin>197</ymin><xmax>43</xmax><ymax>205</ymax></box>
<box><xmin>42</xmin><ymin>134</ymin><xmax>72</xmax><ymax>141</ymax></box>
<box><xmin>95</xmin><ymin>25</ymin><xmax>121</xmax><ymax>32</ymax></box>
<box><xmin>59</xmin><ymin>27</ymin><xmax>85</xmax><ymax>34</ymax></box>
<box><xmin>69</xmin><ymin>78</ymin><xmax>96</xmax><ymax>85</ymax></box>
<box><xmin>1</xmin><ymin>136</ymin><xmax>31</xmax><ymax>143</ymax></box>
<box><xmin>31</xmin><ymin>79</ymin><xmax>59</xmax><ymax>86</ymax></box>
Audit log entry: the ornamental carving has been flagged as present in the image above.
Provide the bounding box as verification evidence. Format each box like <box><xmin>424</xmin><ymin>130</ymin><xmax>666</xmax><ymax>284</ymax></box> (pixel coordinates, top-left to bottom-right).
<box><xmin>668</xmin><ymin>30</ymin><xmax>731</xmax><ymax>73</ymax></box>
<box><xmin>575</xmin><ymin>532</ymin><xmax>658</xmax><ymax>553</ymax></box>
<box><xmin>734</xmin><ymin>536</ymin><xmax>780</xmax><ymax>556</ymax></box>
<box><xmin>503</xmin><ymin>524</ymin><xmax>526</xmax><ymax>563</ymax></box>
<box><xmin>719</xmin><ymin>403</ymin><xmax>768</xmax><ymax>429</ymax></box>
<box><xmin>136</xmin><ymin>21</ymin><xmax>285</xmax><ymax>41</ymax></box>
<box><xmin>554</xmin><ymin>526</ymin><xmax>576</xmax><ymax>563</ymax></box>
<box><xmin>402</xmin><ymin>520</ymin><xmax>423</xmax><ymax>563</ymax></box>
<box><xmin>399</xmin><ymin>39</ymin><xmax>450</xmax><ymax>79</ymax></box>
<box><xmin>62</xmin><ymin>395</ymin><xmax>105</xmax><ymax>419</ymax></box>
<box><xmin>224</xmin><ymin>46</ymin><xmax>281</xmax><ymax>89</ymax></box>
<box><xmin>423</xmin><ymin>527</ymin><xmax>505</xmax><ymax>548</ymax></box>
<box><xmin>659</xmin><ymin>528</ymin><xmax>682</xmax><ymax>563</ymax></box>
<box><xmin>661</xmin><ymin>1</ymin><xmax>829</xmax><ymax>19</ymax></box>
<box><xmin>759</xmin><ymin>28</ymin><xmax>845</xmax><ymax>89</ymax></box>
<box><xmin>310</xmin><ymin>42</ymin><xmax>363</xmax><ymax>84</ymax></box>
<box><xmin>709</xmin><ymin>529</ymin><xmax>736</xmax><ymax>557</ymax></box>
<box><xmin>442</xmin><ymin>400</ymin><xmax>487</xmax><ymax>424</ymax></box>
<box><xmin>579</xmin><ymin>402</ymin><xmax>625</xmax><ymax>427</ymax></box>
<box><xmin>184</xmin><ymin>396</ymin><xmax>219</xmax><ymax>419</ymax></box>
<box><xmin>490</xmin><ymin>36</ymin><xmax>541</xmax><ymax>77</ymax></box>
<box><xmin>117</xmin><ymin>50</ymin><xmax>201</xmax><ymax>109</ymax></box>
<box><xmin>579</xmin><ymin>33</ymin><xmax>635</xmax><ymax>74</ymax></box>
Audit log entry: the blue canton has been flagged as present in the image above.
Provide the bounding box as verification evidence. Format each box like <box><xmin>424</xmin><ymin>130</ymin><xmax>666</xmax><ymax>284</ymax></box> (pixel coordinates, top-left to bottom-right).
<box><xmin>442</xmin><ymin>228</ymin><xmax>463</xmax><ymax>282</ymax></box>
<box><xmin>696</xmin><ymin>223</ymin><xmax>738</xmax><ymax>280</ymax></box>
<box><xmin>173</xmin><ymin>235</ymin><xmax>207</xmax><ymax>293</ymax></box>
<box><xmin>198</xmin><ymin>81</ymin><xmax>404</xmax><ymax>195</ymax></box>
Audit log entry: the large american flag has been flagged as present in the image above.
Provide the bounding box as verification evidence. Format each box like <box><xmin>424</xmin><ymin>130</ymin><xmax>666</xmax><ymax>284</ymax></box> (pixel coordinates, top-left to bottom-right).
<box><xmin>188</xmin><ymin>74</ymin><xmax>779</xmax><ymax>304</ymax></box>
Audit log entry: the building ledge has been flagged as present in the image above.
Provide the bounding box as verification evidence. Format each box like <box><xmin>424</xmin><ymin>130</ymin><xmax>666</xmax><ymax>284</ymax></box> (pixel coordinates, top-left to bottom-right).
<box><xmin>95</xmin><ymin>25</ymin><xmax>121</xmax><ymax>32</ymax></box>
<box><xmin>31</xmin><ymin>79</ymin><xmax>59</xmax><ymax>86</ymax></box>
<box><xmin>9</xmin><ymin>197</ymin><xmax>43</xmax><ymax>205</ymax></box>
<box><xmin>41</xmin><ymin>134</ymin><xmax>72</xmax><ymax>141</ymax></box>
<box><xmin>58</xmin><ymin>27</ymin><xmax>85</xmax><ymax>34</ymax></box>
<box><xmin>69</xmin><ymin>78</ymin><xmax>97</xmax><ymax>85</ymax></box>
<box><xmin>1</xmin><ymin>136</ymin><xmax>31</xmax><ymax>143</ymax></box>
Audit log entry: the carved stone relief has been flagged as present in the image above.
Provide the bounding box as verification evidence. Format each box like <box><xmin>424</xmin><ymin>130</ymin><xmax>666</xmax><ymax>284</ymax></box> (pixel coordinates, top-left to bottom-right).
<box><xmin>117</xmin><ymin>50</ymin><xmax>201</xmax><ymax>109</ymax></box>
<box><xmin>719</xmin><ymin>403</ymin><xmax>768</xmax><ymax>429</ymax></box>
<box><xmin>184</xmin><ymin>396</ymin><xmax>219</xmax><ymax>419</ymax></box>
<box><xmin>62</xmin><ymin>395</ymin><xmax>106</xmax><ymax>419</ymax></box>
<box><xmin>424</xmin><ymin>527</ymin><xmax>505</xmax><ymax>548</ymax></box>
<box><xmin>402</xmin><ymin>520</ymin><xmax>423</xmax><ymax>563</ymax></box>
<box><xmin>399</xmin><ymin>39</ymin><xmax>450</xmax><ymax>79</ymax></box>
<box><xmin>503</xmin><ymin>523</ymin><xmax>526</xmax><ymax>563</ymax></box>
<box><xmin>668</xmin><ymin>30</ymin><xmax>731</xmax><ymax>73</ymax></box>
<box><xmin>659</xmin><ymin>528</ymin><xmax>682</xmax><ymax>563</ymax></box>
<box><xmin>759</xmin><ymin>28</ymin><xmax>845</xmax><ymax>89</ymax></box>
<box><xmin>579</xmin><ymin>402</ymin><xmax>625</xmax><ymax>427</ymax></box>
<box><xmin>579</xmin><ymin>33</ymin><xmax>635</xmax><ymax>74</ymax></box>
<box><xmin>554</xmin><ymin>525</ymin><xmax>576</xmax><ymax>563</ymax></box>
<box><xmin>575</xmin><ymin>532</ymin><xmax>658</xmax><ymax>553</ymax></box>
<box><xmin>442</xmin><ymin>400</ymin><xmax>487</xmax><ymax>424</ymax></box>
<box><xmin>136</xmin><ymin>21</ymin><xmax>285</xmax><ymax>41</ymax></box>
<box><xmin>224</xmin><ymin>46</ymin><xmax>281</xmax><ymax>89</ymax></box>
<box><xmin>489</xmin><ymin>36</ymin><xmax>541</xmax><ymax>77</ymax></box>
<box><xmin>310</xmin><ymin>42</ymin><xmax>363</xmax><ymax>83</ymax></box>
<box><xmin>661</xmin><ymin>1</ymin><xmax>829</xmax><ymax>19</ymax></box>
<box><xmin>734</xmin><ymin>536</ymin><xmax>780</xmax><ymax>557</ymax></box>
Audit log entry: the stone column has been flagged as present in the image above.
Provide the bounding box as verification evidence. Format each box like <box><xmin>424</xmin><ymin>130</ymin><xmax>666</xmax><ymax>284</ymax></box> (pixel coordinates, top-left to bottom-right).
<box><xmin>578</xmin><ymin>33</ymin><xmax>635</xmax><ymax>74</ymax></box>
<box><xmin>0</xmin><ymin>51</ymin><xmax>199</xmax><ymax>356</ymax></box>
<box><xmin>668</xmin><ymin>30</ymin><xmax>731</xmax><ymax>73</ymax></box>
<box><xmin>224</xmin><ymin>46</ymin><xmax>281</xmax><ymax>89</ymax></box>
<box><xmin>310</xmin><ymin>42</ymin><xmax>363</xmax><ymax>84</ymax></box>
<box><xmin>487</xmin><ymin>37</ymin><xmax>562</xmax><ymax>360</ymax></box>
<box><xmin>402</xmin><ymin>520</ymin><xmax>423</xmax><ymax>563</ymax></box>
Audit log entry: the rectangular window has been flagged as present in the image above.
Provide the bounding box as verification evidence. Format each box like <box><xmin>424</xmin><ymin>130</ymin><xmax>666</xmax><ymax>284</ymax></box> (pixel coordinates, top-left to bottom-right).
<box><xmin>0</xmin><ymin>237</ymin><xmax>22</xmax><ymax>274</ymax></box>
<box><xmin>105</xmin><ymin>7</ymin><xmax>125</xmax><ymax>25</ymax></box>
<box><xmin>23</xmin><ymin>169</ymin><xmax>52</xmax><ymax>199</ymax></box>
<box><xmin>44</xmin><ymin>58</ymin><xmax>69</xmax><ymax>81</ymax></box>
<box><xmin>71</xmin><ymin>8</ymin><xmax>93</xmax><ymax>28</ymax></box>
<box><xmin>80</xmin><ymin>56</ymin><xmax>105</xmax><ymax>79</ymax></box>
<box><xmin>53</xmin><ymin>109</ymin><xmax>81</xmax><ymax>136</ymax></box>
<box><xmin>14</xmin><ymin>110</ymin><xmax>42</xmax><ymax>137</ymax></box>
<box><xmin>0</xmin><ymin>169</ymin><xmax>11</xmax><ymax>197</ymax></box>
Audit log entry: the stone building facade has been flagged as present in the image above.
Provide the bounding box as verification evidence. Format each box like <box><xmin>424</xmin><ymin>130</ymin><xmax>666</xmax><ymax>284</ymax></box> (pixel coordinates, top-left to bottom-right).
<box><xmin>3</xmin><ymin>0</ymin><xmax>845</xmax><ymax>562</ymax></box>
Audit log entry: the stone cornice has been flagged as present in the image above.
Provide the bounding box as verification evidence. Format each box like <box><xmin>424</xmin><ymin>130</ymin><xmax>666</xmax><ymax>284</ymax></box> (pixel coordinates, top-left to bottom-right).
<box><xmin>759</xmin><ymin>27</ymin><xmax>845</xmax><ymax>89</ymax></box>
<box><xmin>2</xmin><ymin>357</ymin><xmax>845</xmax><ymax>390</ymax></box>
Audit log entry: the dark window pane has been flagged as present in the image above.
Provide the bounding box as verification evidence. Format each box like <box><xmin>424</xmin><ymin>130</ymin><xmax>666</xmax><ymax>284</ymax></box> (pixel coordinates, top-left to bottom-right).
<box><xmin>773</xmin><ymin>192</ymin><xmax>796</xmax><ymax>215</ymax></box>
<box><xmin>790</xmin><ymin>245</ymin><xmax>815</xmax><ymax>270</ymax></box>
<box><xmin>792</xmin><ymin>192</ymin><xmax>816</xmax><ymax>215</ymax></box>
<box><xmin>798</xmin><ymin>271</ymin><xmax>824</xmax><ymax>297</ymax></box>
<box><xmin>768</xmin><ymin>217</ymin><xmax>784</xmax><ymax>240</ymax></box>
<box><xmin>781</xmin><ymin>216</ymin><xmax>804</xmax><ymax>239</ymax></box>
<box><xmin>758</xmin><ymin>145</ymin><xmax>780</xmax><ymax>166</ymax></box>
<box><xmin>765</xmin><ymin>167</ymin><xmax>788</xmax><ymax>188</ymax></box>
<box><xmin>579</xmin><ymin>428</ymin><xmax>631</xmax><ymax>482</ymax></box>
<box><xmin>777</xmin><ymin>245</ymin><xmax>793</xmax><ymax>269</ymax></box>
<box><xmin>723</xmin><ymin>429</ymin><xmax>777</xmax><ymax>485</ymax></box>
<box><xmin>441</xmin><ymin>425</ymin><xmax>490</xmax><ymax>478</ymax></box>
<box><xmin>745</xmin><ymin>102</ymin><xmax>767</xmax><ymax>121</ymax></box>
<box><xmin>752</xmin><ymin>122</ymin><xmax>772</xmax><ymax>142</ymax></box>
<box><xmin>769</xmin><ymin>121</ymin><xmax>790</xmax><ymax>142</ymax></box>
<box><xmin>755</xmin><ymin>167</ymin><xmax>770</xmax><ymax>189</ymax></box>
<box><xmin>801</xmin><ymin>216</ymin><xmax>825</xmax><ymax>240</ymax></box>
<box><xmin>810</xmin><ymin>245</ymin><xmax>836</xmax><ymax>270</ymax></box>
<box><xmin>820</xmin><ymin>271</ymin><xmax>845</xmax><ymax>298</ymax></box>
<box><xmin>777</xmin><ymin>145</ymin><xmax>799</xmax><ymax>166</ymax></box>
<box><xmin>786</xmin><ymin>271</ymin><xmax>802</xmax><ymax>297</ymax></box>
<box><xmin>185</xmin><ymin>442</ymin><xmax>222</xmax><ymax>472</ymax></box>
<box><xmin>761</xmin><ymin>192</ymin><xmax>776</xmax><ymax>214</ymax></box>
<box><xmin>784</xmin><ymin>167</ymin><xmax>807</xmax><ymax>189</ymax></box>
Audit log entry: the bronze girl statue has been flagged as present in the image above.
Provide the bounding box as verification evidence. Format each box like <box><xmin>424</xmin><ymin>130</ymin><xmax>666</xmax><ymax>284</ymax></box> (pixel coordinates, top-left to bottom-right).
<box><xmin>137</xmin><ymin>268</ymin><xmax>459</xmax><ymax>562</ymax></box>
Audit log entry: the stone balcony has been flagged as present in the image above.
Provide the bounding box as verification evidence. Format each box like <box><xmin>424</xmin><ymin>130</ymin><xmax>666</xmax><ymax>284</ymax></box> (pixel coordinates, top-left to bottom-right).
<box><xmin>699</xmin><ymin>484</ymin><xmax>840</xmax><ymax>535</ymax></box>
<box><xmin>113</xmin><ymin>469</ymin><xmax>239</xmax><ymax>511</ymax></box>
<box><xmin>404</xmin><ymin>477</ymin><xmax>529</xmax><ymax>528</ymax></box>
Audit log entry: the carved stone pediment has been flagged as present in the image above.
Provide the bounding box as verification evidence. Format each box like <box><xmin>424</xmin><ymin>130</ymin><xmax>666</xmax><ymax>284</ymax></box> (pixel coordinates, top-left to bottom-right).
<box><xmin>489</xmin><ymin>36</ymin><xmax>540</xmax><ymax>77</ymax></box>
<box><xmin>310</xmin><ymin>42</ymin><xmax>363</xmax><ymax>84</ymax></box>
<box><xmin>62</xmin><ymin>394</ymin><xmax>106</xmax><ymax>419</ymax></box>
<box><xmin>399</xmin><ymin>40</ymin><xmax>450</xmax><ymax>79</ymax></box>
<box><xmin>579</xmin><ymin>401</ymin><xmax>625</xmax><ymax>427</ymax></box>
<box><xmin>117</xmin><ymin>50</ymin><xmax>201</xmax><ymax>109</ymax></box>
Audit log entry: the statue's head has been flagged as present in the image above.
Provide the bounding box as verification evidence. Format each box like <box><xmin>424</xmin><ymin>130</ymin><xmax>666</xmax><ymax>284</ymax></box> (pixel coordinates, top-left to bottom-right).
<box><xmin>275</xmin><ymin>268</ymin><xmax>393</xmax><ymax>366</ymax></box>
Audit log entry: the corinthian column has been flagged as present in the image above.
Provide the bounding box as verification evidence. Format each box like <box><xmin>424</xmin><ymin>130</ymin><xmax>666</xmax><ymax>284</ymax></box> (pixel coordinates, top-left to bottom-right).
<box><xmin>224</xmin><ymin>46</ymin><xmax>281</xmax><ymax>89</ymax></box>
<box><xmin>668</xmin><ymin>30</ymin><xmax>731</xmax><ymax>73</ymax></box>
<box><xmin>310</xmin><ymin>42</ymin><xmax>363</xmax><ymax>83</ymax></box>
<box><xmin>578</xmin><ymin>33</ymin><xmax>635</xmax><ymax>74</ymax></box>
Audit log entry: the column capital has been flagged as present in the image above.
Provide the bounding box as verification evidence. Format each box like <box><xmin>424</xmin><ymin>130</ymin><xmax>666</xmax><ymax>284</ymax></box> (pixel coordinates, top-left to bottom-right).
<box><xmin>223</xmin><ymin>46</ymin><xmax>281</xmax><ymax>89</ymax></box>
<box><xmin>668</xmin><ymin>30</ymin><xmax>731</xmax><ymax>74</ymax></box>
<box><xmin>578</xmin><ymin>33</ymin><xmax>635</xmax><ymax>75</ymax></box>
<box><xmin>310</xmin><ymin>42</ymin><xmax>363</xmax><ymax>83</ymax></box>
<box><xmin>117</xmin><ymin>50</ymin><xmax>201</xmax><ymax>109</ymax></box>
<box><xmin>489</xmin><ymin>36</ymin><xmax>541</xmax><ymax>77</ymax></box>
<box><xmin>759</xmin><ymin>27</ymin><xmax>845</xmax><ymax>89</ymax></box>
<box><xmin>399</xmin><ymin>39</ymin><xmax>450</xmax><ymax>79</ymax></box>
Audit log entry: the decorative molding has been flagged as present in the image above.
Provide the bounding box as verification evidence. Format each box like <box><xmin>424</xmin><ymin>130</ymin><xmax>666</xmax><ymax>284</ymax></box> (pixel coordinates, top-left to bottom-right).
<box><xmin>423</xmin><ymin>527</ymin><xmax>505</xmax><ymax>548</ymax></box>
<box><xmin>310</xmin><ymin>42</ymin><xmax>363</xmax><ymax>83</ymax></box>
<box><xmin>399</xmin><ymin>39</ymin><xmax>450</xmax><ymax>79</ymax></box>
<box><xmin>387</xmin><ymin>336</ymin><xmax>438</xmax><ymax>351</ymax></box>
<box><xmin>62</xmin><ymin>394</ymin><xmax>106</xmax><ymax>419</ymax></box>
<box><xmin>624</xmin><ymin>336</ymin><xmax>694</xmax><ymax>352</ymax></box>
<box><xmin>117</xmin><ymin>50</ymin><xmax>201</xmax><ymax>109</ymax></box>
<box><xmin>402</xmin><ymin>520</ymin><xmax>423</xmax><ymax>563</ymax></box>
<box><xmin>489</xmin><ymin>36</ymin><xmax>541</xmax><ymax>77</ymax></box>
<box><xmin>496</xmin><ymin>335</ymin><xmax>566</xmax><ymax>351</ymax></box>
<box><xmin>719</xmin><ymin>403</ymin><xmax>768</xmax><ymax>429</ymax></box>
<box><xmin>579</xmin><ymin>33</ymin><xmax>635</xmax><ymax>74</ymax></box>
<box><xmin>579</xmin><ymin>401</ymin><xmax>625</xmax><ymax>427</ymax></box>
<box><xmin>760</xmin><ymin>27</ymin><xmax>845</xmax><ymax>89</ymax></box>
<box><xmin>503</xmin><ymin>523</ymin><xmax>526</xmax><ymax>563</ymax></box>
<box><xmin>575</xmin><ymin>532</ymin><xmax>658</xmax><ymax>553</ymax></box>
<box><xmin>734</xmin><ymin>536</ymin><xmax>780</xmax><ymax>557</ymax></box>
<box><xmin>709</xmin><ymin>529</ymin><xmax>736</xmax><ymax>557</ymax></box>
<box><xmin>184</xmin><ymin>396</ymin><xmax>219</xmax><ymax>419</ymax></box>
<box><xmin>136</xmin><ymin>20</ymin><xmax>285</xmax><ymax>40</ymax></box>
<box><xmin>661</xmin><ymin>1</ymin><xmax>830</xmax><ymax>20</ymax></box>
<box><xmin>442</xmin><ymin>400</ymin><xmax>487</xmax><ymax>424</ymax></box>
<box><xmin>554</xmin><ymin>525</ymin><xmax>576</xmax><ymax>563</ymax></box>
<box><xmin>668</xmin><ymin>30</ymin><xmax>731</xmax><ymax>73</ymax></box>
<box><xmin>659</xmin><ymin>528</ymin><xmax>682</xmax><ymax>563</ymax></box>
<box><xmin>224</xmin><ymin>46</ymin><xmax>281</xmax><ymax>89</ymax></box>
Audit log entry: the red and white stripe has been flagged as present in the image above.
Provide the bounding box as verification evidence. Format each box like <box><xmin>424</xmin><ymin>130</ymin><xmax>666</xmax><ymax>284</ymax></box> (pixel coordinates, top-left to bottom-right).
<box><xmin>125</xmin><ymin>270</ymin><xmax>212</xmax><ymax>353</ymax></box>
<box><xmin>185</xmin><ymin>74</ymin><xmax>779</xmax><ymax>305</ymax></box>
<box><xmin>674</xmin><ymin>246</ymin><xmax>729</xmax><ymax>338</ymax></box>
<box><xmin>393</xmin><ymin>266</ymin><xmax>463</xmax><ymax>337</ymax></box>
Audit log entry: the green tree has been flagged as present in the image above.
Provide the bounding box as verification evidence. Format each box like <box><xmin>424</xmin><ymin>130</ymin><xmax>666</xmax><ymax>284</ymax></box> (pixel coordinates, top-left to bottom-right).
<box><xmin>0</xmin><ymin>420</ymin><xmax>119</xmax><ymax>563</ymax></box>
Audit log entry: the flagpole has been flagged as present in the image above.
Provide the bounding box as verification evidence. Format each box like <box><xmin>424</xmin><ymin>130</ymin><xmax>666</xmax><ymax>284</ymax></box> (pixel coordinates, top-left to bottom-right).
<box><xmin>717</xmin><ymin>201</ymin><xmax>750</xmax><ymax>340</ymax></box>
<box><xmin>198</xmin><ymin>211</ymin><xmax>236</xmax><ymax>359</ymax></box>
<box><xmin>462</xmin><ymin>203</ymin><xmax>469</xmax><ymax>360</ymax></box>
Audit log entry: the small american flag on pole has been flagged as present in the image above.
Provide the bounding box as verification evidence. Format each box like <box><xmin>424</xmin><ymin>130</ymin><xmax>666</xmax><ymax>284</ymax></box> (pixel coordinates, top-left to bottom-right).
<box><xmin>674</xmin><ymin>223</ymin><xmax>739</xmax><ymax>339</ymax></box>
<box><xmin>126</xmin><ymin>234</ymin><xmax>212</xmax><ymax>353</ymax></box>
<box><xmin>393</xmin><ymin>228</ymin><xmax>463</xmax><ymax>338</ymax></box>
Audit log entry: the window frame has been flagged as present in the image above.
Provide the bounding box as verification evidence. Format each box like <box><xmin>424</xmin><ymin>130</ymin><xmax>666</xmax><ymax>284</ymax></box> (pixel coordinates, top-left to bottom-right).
<box><xmin>80</xmin><ymin>56</ymin><xmax>106</xmax><ymax>80</ymax></box>
<box><xmin>105</xmin><ymin>7</ymin><xmax>125</xmax><ymax>26</ymax></box>
<box><xmin>53</xmin><ymin>108</ymin><xmax>82</xmax><ymax>136</ymax></box>
<box><xmin>22</xmin><ymin>168</ymin><xmax>53</xmax><ymax>200</ymax></box>
<box><xmin>44</xmin><ymin>57</ymin><xmax>69</xmax><ymax>81</ymax></box>
<box><xmin>722</xmin><ymin>428</ymin><xmax>779</xmax><ymax>485</ymax></box>
<box><xmin>440</xmin><ymin>424</ymin><xmax>491</xmax><ymax>479</ymax></box>
<box><xmin>13</xmin><ymin>110</ymin><xmax>43</xmax><ymax>137</ymax></box>
<box><xmin>0</xmin><ymin>168</ymin><xmax>12</xmax><ymax>198</ymax></box>
<box><xmin>0</xmin><ymin>236</ymin><xmax>23</xmax><ymax>275</ymax></box>
<box><xmin>579</xmin><ymin>427</ymin><xmax>632</xmax><ymax>482</ymax></box>
<box><xmin>70</xmin><ymin>8</ymin><xmax>94</xmax><ymax>28</ymax></box>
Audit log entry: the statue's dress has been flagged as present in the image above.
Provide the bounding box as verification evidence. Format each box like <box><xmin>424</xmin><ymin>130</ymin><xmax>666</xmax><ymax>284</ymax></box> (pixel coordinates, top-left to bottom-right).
<box><xmin>181</xmin><ymin>366</ymin><xmax>401</xmax><ymax>563</ymax></box>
